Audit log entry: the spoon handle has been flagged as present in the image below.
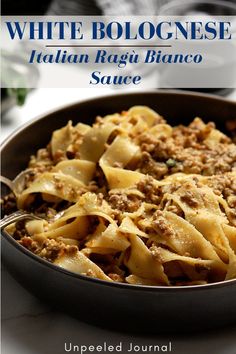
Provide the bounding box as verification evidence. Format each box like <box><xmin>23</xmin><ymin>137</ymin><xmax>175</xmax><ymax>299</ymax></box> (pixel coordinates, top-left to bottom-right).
<box><xmin>0</xmin><ymin>175</ymin><xmax>14</xmax><ymax>192</ymax></box>
<box><xmin>0</xmin><ymin>210</ymin><xmax>42</xmax><ymax>229</ymax></box>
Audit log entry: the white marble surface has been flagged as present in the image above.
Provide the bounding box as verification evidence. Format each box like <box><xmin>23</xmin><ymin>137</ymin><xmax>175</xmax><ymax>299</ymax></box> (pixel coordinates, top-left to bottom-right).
<box><xmin>1</xmin><ymin>89</ymin><xmax>236</xmax><ymax>354</ymax></box>
<box><xmin>2</xmin><ymin>264</ymin><xmax>236</xmax><ymax>354</ymax></box>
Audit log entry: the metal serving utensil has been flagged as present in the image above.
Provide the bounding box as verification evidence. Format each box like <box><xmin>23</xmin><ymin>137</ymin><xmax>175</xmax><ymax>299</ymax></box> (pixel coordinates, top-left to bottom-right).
<box><xmin>0</xmin><ymin>209</ymin><xmax>64</xmax><ymax>231</ymax></box>
<box><xmin>0</xmin><ymin>172</ymin><xmax>64</xmax><ymax>230</ymax></box>
<box><xmin>0</xmin><ymin>210</ymin><xmax>43</xmax><ymax>230</ymax></box>
<box><xmin>0</xmin><ymin>169</ymin><xmax>33</xmax><ymax>197</ymax></box>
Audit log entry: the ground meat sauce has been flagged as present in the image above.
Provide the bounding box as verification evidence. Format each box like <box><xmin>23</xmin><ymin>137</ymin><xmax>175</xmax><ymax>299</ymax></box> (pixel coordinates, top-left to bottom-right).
<box><xmin>1</xmin><ymin>114</ymin><xmax>236</xmax><ymax>285</ymax></box>
<box><xmin>137</xmin><ymin>118</ymin><xmax>236</xmax><ymax>178</ymax></box>
<box><xmin>19</xmin><ymin>236</ymin><xmax>78</xmax><ymax>262</ymax></box>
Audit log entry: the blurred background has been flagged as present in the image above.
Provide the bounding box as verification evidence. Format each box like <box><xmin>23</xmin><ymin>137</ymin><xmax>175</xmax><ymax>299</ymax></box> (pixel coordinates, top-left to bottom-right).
<box><xmin>2</xmin><ymin>0</ymin><xmax>236</xmax><ymax>16</ymax></box>
<box><xmin>1</xmin><ymin>0</ymin><xmax>171</xmax><ymax>15</ymax></box>
<box><xmin>2</xmin><ymin>0</ymin><xmax>51</xmax><ymax>15</ymax></box>
<box><xmin>1</xmin><ymin>0</ymin><xmax>236</xmax><ymax>127</ymax></box>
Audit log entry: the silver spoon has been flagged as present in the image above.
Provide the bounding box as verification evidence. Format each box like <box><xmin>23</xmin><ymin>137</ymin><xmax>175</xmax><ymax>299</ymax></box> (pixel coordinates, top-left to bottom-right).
<box><xmin>0</xmin><ymin>209</ymin><xmax>64</xmax><ymax>231</ymax></box>
<box><xmin>1</xmin><ymin>171</ymin><xmax>64</xmax><ymax>230</ymax></box>
<box><xmin>0</xmin><ymin>210</ymin><xmax>43</xmax><ymax>230</ymax></box>
<box><xmin>0</xmin><ymin>169</ymin><xmax>33</xmax><ymax>197</ymax></box>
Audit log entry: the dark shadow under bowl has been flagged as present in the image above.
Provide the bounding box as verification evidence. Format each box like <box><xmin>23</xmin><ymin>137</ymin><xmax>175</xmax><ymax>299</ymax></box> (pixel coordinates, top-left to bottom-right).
<box><xmin>1</xmin><ymin>90</ymin><xmax>236</xmax><ymax>333</ymax></box>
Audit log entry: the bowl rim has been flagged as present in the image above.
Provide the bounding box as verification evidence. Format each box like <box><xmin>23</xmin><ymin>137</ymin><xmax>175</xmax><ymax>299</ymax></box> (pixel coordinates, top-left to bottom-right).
<box><xmin>3</xmin><ymin>228</ymin><xmax>236</xmax><ymax>291</ymax></box>
<box><xmin>1</xmin><ymin>89</ymin><xmax>236</xmax><ymax>292</ymax></box>
<box><xmin>1</xmin><ymin>89</ymin><xmax>235</xmax><ymax>149</ymax></box>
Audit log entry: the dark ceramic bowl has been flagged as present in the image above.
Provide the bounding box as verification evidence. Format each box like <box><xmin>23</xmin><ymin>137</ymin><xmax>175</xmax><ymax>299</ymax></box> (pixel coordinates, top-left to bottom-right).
<box><xmin>1</xmin><ymin>90</ymin><xmax>236</xmax><ymax>333</ymax></box>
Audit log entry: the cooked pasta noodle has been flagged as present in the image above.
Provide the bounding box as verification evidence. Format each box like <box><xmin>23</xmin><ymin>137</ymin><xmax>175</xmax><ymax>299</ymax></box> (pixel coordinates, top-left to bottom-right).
<box><xmin>3</xmin><ymin>106</ymin><xmax>236</xmax><ymax>286</ymax></box>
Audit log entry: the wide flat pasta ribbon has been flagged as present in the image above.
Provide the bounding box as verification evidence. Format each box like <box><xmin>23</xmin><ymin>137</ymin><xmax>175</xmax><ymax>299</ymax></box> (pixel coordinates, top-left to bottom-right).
<box><xmin>17</xmin><ymin>172</ymin><xmax>85</xmax><ymax>208</ymax></box>
<box><xmin>54</xmin><ymin>251</ymin><xmax>112</xmax><ymax>282</ymax></box>
<box><xmin>124</xmin><ymin>234</ymin><xmax>169</xmax><ymax>285</ymax></box>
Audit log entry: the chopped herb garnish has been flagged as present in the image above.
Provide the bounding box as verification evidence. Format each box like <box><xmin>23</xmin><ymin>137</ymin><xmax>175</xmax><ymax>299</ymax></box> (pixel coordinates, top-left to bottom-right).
<box><xmin>166</xmin><ymin>158</ymin><xmax>177</xmax><ymax>168</ymax></box>
<box><xmin>7</xmin><ymin>88</ymin><xmax>28</xmax><ymax>106</ymax></box>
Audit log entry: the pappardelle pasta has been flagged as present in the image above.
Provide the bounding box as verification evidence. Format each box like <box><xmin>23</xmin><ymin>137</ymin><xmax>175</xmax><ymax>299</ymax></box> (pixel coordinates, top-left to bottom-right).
<box><xmin>3</xmin><ymin>106</ymin><xmax>236</xmax><ymax>286</ymax></box>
